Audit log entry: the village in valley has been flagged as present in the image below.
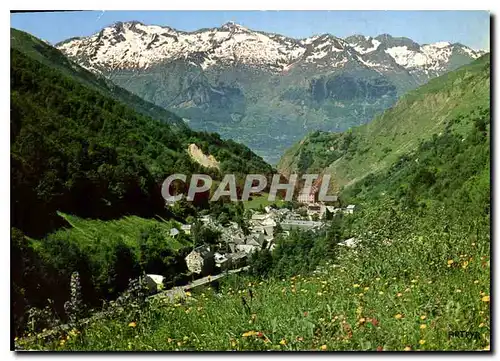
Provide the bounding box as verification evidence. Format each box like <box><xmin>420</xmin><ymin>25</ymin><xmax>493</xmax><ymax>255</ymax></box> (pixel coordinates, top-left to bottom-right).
<box><xmin>144</xmin><ymin>192</ymin><xmax>357</xmax><ymax>295</ymax></box>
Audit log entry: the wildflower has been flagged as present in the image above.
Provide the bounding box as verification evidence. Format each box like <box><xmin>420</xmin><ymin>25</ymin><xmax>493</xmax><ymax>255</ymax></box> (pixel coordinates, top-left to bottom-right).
<box><xmin>482</xmin><ymin>295</ymin><xmax>490</xmax><ymax>302</ymax></box>
<box><xmin>447</xmin><ymin>260</ymin><xmax>454</xmax><ymax>266</ymax></box>
<box><xmin>397</xmin><ymin>293</ymin><xmax>403</xmax><ymax>297</ymax></box>
<box><xmin>167</xmin><ymin>338</ymin><xmax>173</xmax><ymax>343</ymax></box>
<box><xmin>375</xmin><ymin>277</ymin><xmax>380</xmax><ymax>281</ymax></box>
<box><xmin>479</xmin><ymin>323</ymin><xmax>485</xmax><ymax>328</ymax></box>
<box><xmin>420</xmin><ymin>315</ymin><xmax>427</xmax><ymax>320</ymax></box>
<box><xmin>411</xmin><ymin>279</ymin><xmax>417</xmax><ymax>283</ymax></box>
<box><xmin>353</xmin><ymin>284</ymin><xmax>360</xmax><ymax>288</ymax></box>
<box><xmin>183</xmin><ymin>336</ymin><xmax>189</xmax><ymax>341</ymax></box>
<box><xmin>185</xmin><ymin>291</ymin><xmax>192</xmax><ymax>297</ymax></box>
<box><xmin>427</xmin><ymin>280</ymin><xmax>433</xmax><ymax>284</ymax></box>
<box><xmin>321</xmin><ymin>345</ymin><xmax>327</xmax><ymax>350</ymax></box>
<box><xmin>456</xmin><ymin>289</ymin><xmax>462</xmax><ymax>293</ymax></box>
<box><xmin>404</xmin><ymin>346</ymin><xmax>412</xmax><ymax>351</ymax></box>
<box><xmin>420</xmin><ymin>324</ymin><xmax>427</xmax><ymax>329</ymax></box>
<box><xmin>128</xmin><ymin>322</ymin><xmax>137</xmax><ymax>328</ymax></box>
<box><xmin>379</xmin><ymin>291</ymin><xmax>384</xmax><ymax>295</ymax></box>
<box><xmin>394</xmin><ymin>314</ymin><xmax>403</xmax><ymax>320</ymax></box>
<box><xmin>242</xmin><ymin>331</ymin><xmax>257</xmax><ymax>337</ymax></box>
<box><xmin>474</xmin><ymin>280</ymin><xmax>479</xmax><ymax>284</ymax></box>
<box><xmin>231</xmin><ymin>340</ymin><xmax>237</xmax><ymax>347</ymax></box>
<box><xmin>177</xmin><ymin>341</ymin><xmax>182</xmax><ymax>347</ymax></box>
<box><xmin>280</xmin><ymin>339</ymin><xmax>287</xmax><ymax>346</ymax></box>
<box><xmin>296</xmin><ymin>337</ymin><xmax>304</xmax><ymax>342</ymax></box>
<box><xmin>462</xmin><ymin>261</ymin><xmax>469</xmax><ymax>269</ymax></box>
<box><xmin>59</xmin><ymin>339</ymin><xmax>66</xmax><ymax>346</ymax></box>
<box><xmin>358</xmin><ymin>317</ymin><xmax>366</xmax><ymax>325</ymax></box>
<box><xmin>317</xmin><ymin>292</ymin><xmax>323</xmax><ymax>296</ymax></box>
<box><xmin>358</xmin><ymin>293</ymin><xmax>364</xmax><ymax>297</ymax></box>
<box><xmin>419</xmin><ymin>340</ymin><xmax>426</xmax><ymax>345</ymax></box>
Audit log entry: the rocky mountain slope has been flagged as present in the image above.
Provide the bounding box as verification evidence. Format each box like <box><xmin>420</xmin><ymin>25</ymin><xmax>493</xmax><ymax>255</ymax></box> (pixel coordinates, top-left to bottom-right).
<box><xmin>277</xmin><ymin>54</ymin><xmax>490</xmax><ymax>189</ymax></box>
<box><xmin>56</xmin><ymin>21</ymin><xmax>485</xmax><ymax>163</ymax></box>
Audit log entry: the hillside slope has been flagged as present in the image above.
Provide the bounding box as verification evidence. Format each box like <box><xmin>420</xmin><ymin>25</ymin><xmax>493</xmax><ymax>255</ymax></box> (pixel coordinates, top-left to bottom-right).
<box><xmin>277</xmin><ymin>54</ymin><xmax>490</xmax><ymax>188</ymax></box>
<box><xmin>11</xmin><ymin>30</ymin><xmax>273</xmax><ymax>237</ymax></box>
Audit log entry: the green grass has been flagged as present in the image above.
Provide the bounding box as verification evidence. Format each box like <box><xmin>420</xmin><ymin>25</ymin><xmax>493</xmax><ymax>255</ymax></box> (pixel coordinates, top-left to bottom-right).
<box><xmin>243</xmin><ymin>193</ymin><xmax>285</xmax><ymax>210</ymax></box>
<box><xmin>18</xmin><ymin>208</ymin><xmax>490</xmax><ymax>351</ymax></box>
<box><xmin>51</xmin><ymin>212</ymin><xmax>189</xmax><ymax>251</ymax></box>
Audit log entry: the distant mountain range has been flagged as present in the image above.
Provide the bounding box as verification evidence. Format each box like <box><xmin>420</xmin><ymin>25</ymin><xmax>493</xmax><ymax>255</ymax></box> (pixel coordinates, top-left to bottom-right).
<box><xmin>56</xmin><ymin>21</ymin><xmax>486</xmax><ymax>164</ymax></box>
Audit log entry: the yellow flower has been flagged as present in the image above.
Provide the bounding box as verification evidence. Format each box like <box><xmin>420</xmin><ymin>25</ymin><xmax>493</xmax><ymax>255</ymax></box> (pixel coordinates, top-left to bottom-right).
<box><xmin>128</xmin><ymin>322</ymin><xmax>137</xmax><ymax>328</ymax></box>
<box><xmin>379</xmin><ymin>291</ymin><xmax>384</xmax><ymax>295</ymax></box>
<box><xmin>420</xmin><ymin>324</ymin><xmax>427</xmax><ymax>329</ymax></box>
<box><xmin>419</xmin><ymin>340</ymin><xmax>426</xmax><ymax>345</ymax></box>
<box><xmin>394</xmin><ymin>314</ymin><xmax>403</xmax><ymax>320</ymax></box>
<box><xmin>183</xmin><ymin>336</ymin><xmax>189</xmax><ymax>341</ymax></box>
<box><xmin>447</xmin><ymin>259</ymin><xmax>454</xmax><ymax>265</ymax></box>
<box><xmin>185</xmin><ymin>291</ymin><xmax>192</xmax><ymax>297</ymax></box>
<box><xmin>375</xmin><ymin>277</ymin><xmax>381</xmax><ymax>281</ymax></box>
<box><xmin>474</xmin><ymin>280</ymin><xmax>479</xmax><ymax>284</ymax></box>
<box><xmin>420</xmin><ymin>315</ymin><xmax>427</xmax><ymax>320</ymax></box>
<box><xmin>321</xmin><ymin>345</ymin><xmax>327</xmax><ymax>350</ymax></box>
<box><xmin>353</xmin><ymin>284</ymin><xmax>360</xmax><ymax>288</ymax></box>
<box><xmin>462</xmin><ymin>261</ymin><xmax>469</xmax><ymax>269</ymax></box>
<box><xmin>411</xmin><ymin>279</ymin><xmax>417</xmax><ymax>283</ymax></box>
<box><xmin>404</xmin><ymin>346</ymin><xmax>412</xmax><ymax>351</ymax></box>
<box><xmin>280</xmin><ymin>339</ymin><xmax>287</xmax><ymax>346</ymax></box>
<box><xmin>479</xmin><ymin>323</ymin><xmax>485</xmax><ymax>328</ymax></box>
<box><xmin>482</xmin><ymin>295</ymin><xmax>490</xmax><ymax>302</ymax></box>
<box><xmin>317</xmin><ymin>292</ymin><xmax>323</xmax><ymax>296</ymax></box>
<box><xmin>167</xmin><ymin>338</ymin><xmax>173</xmax><ymax>343</ymax></box>
<box><xmin>242</xmin><ymin>331</ymin><xmax>257</xmax><ymax>337</ymax></box>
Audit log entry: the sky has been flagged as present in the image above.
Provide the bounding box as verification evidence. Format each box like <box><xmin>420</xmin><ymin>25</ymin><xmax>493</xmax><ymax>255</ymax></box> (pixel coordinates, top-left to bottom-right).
<box><xmin>10</xmin><ymin>10</ymin><xmax>490</xmax><ymax>50</ymax></box>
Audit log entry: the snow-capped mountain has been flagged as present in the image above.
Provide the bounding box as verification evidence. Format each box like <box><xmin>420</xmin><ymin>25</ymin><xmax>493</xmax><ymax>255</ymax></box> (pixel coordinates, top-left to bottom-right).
<box><xmin>57</xmin><ymin>21</ymin><xmax>484</xmax><ymax>75</ymax></box>
<box><xmin>55</xmin><ymin>21</ymin><xmax>487</xmax><ymax>164</ymax></box>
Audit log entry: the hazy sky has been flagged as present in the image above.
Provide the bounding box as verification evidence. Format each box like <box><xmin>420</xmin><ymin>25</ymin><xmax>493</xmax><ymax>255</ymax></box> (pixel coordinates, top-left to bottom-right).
<box><xmin>11</xmin><ymin>10</ymin><xmax>490</xmax><ymax>50</ymax></box>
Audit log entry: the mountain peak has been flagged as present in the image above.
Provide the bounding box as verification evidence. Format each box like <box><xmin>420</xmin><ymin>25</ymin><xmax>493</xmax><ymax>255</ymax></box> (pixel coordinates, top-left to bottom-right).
<box><xmin>220</xmin><ymin>21</ymin><xmax>248</xmax><ymax>32</ymax></box>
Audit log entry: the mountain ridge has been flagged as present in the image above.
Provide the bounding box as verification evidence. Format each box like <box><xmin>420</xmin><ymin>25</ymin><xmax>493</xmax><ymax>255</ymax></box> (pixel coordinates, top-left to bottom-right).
<box><xmin>53</xmin><ymin>21</ymin><xmax>486</xmax><ymax>164</ymax></box>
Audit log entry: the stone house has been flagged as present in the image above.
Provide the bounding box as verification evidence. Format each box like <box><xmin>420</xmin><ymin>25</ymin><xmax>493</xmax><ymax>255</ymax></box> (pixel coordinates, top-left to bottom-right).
<box><xmin>185</xmin><ymin>246</ymin><xmax>215</xmax><ymax>276</ymax></box>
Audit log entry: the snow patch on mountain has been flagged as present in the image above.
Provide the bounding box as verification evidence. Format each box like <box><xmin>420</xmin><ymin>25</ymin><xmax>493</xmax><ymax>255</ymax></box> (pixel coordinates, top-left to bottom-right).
<box><xmin>57</xmin><ymin>21</ymin><xmax>486</xmax><ymax>76</ymax></box>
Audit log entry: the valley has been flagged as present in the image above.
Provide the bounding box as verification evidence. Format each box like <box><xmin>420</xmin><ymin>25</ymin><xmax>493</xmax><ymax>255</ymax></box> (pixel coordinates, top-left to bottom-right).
<box><xmin>56</xmin><ymin>21</ymin><xmax>485</xmax><ymax>164</ymax></box>
<box><xmin>10</xmin><ymin>13</ymin><xmax>490</xmax><ymax>352</ymax></box>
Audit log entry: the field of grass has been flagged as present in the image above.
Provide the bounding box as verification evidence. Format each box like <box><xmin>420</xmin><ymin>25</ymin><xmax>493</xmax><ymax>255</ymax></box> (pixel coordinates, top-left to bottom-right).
<box><xmin>18</xmin><ymin>208</ymin><xmax>490</xmax><ymax>351</ymax></box>
<box><xmin>243</xmin><ymin>193</ymin><xmax>285</xmax><ymax>210</ymax></box>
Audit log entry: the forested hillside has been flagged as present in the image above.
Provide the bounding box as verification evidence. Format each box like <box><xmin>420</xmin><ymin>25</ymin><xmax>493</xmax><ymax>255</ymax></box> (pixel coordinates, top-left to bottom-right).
<box><xmin>11</xmin><ymin>42</ymin><xmax>272</xmax><ymax>237</ymax></box>
<box><xmin>278</xmin><ymin>54</ymin><xmax>490</xmax><ymax>189</ymax></box>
